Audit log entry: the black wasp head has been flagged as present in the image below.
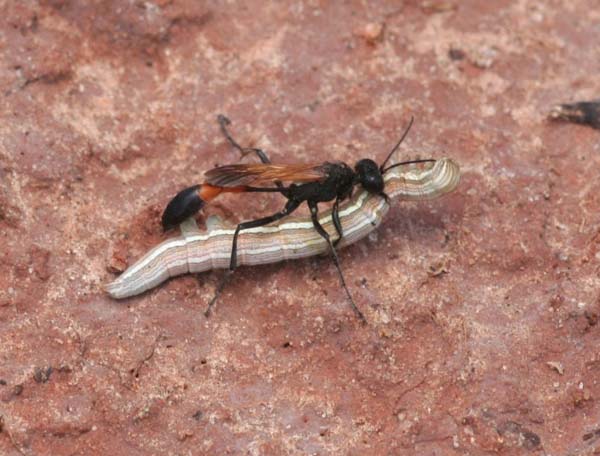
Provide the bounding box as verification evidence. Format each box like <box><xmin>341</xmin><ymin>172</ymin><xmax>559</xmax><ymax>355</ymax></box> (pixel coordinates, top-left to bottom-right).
<box><xmin>354</xmin><ymin>158</ymin><xmax>384</xmax><ymax>193</ymax></box>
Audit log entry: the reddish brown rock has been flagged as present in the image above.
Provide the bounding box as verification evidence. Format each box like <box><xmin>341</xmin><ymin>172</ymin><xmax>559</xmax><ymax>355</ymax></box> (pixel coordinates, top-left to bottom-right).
<box><xmin>1</xmin><ymin>1</ymin><xmax>600</xmax><ymax>454</ymax></box>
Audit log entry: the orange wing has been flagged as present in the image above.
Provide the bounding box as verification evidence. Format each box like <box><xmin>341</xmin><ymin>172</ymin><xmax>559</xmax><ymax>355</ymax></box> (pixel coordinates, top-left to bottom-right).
<box><xmin>204</xmin><ymin>163</ymin><xmax>332</xmax><ymax>187</ymax></box>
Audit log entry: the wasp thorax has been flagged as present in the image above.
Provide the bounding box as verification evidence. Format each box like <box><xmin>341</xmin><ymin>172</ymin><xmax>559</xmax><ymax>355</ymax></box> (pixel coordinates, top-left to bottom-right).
<box><xmin>355</xmin><ymin>159</ymin><xmax>384</xmax><ymax>193</ymax></box>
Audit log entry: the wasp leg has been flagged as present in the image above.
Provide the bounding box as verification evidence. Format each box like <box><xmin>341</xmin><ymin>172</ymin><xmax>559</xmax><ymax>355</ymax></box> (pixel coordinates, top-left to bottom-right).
<box><xmin>204</xmin><ymin>270</ymin><xmax>233</xmax><ymax>317</ymax></box>
<box><xmin>204</xmin><ymin>198</ymin><xmax>300</xmax><ymax>317</ymax></box>
<box><xmin>230</xmin><ymin>199</ymin><xmax>301</xmax><ymax>270</ymax></box>
<box><xmin>217</xmin><ymin>114</ymin><xmax>284</xmax><ymax>188</ymax></box>
<box><xmin>378</xmin><ymin>192</ymin><xmax>391</xmax><ymax>205</ymax></box>
<box><xmin>308</xmin><ymin>201</ymin><xmax>366</xmax><ymax>323</ymax></box>
<box><xmin>331</xmin><ymin>198</ymin><xmax>344</xmax><ymax>248</ymax></box>
<box><xmin>218</xmin><ymin>114</ymin><xmax>272</xmax><ymax>162</ymax></box>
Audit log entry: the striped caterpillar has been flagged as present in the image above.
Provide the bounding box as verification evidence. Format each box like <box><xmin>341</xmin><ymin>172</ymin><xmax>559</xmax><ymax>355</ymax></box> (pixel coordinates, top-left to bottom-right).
<box><xmin>106</xmin><ymin>158</ymin><xmax>460</xmax><ymax>299</ymax></box>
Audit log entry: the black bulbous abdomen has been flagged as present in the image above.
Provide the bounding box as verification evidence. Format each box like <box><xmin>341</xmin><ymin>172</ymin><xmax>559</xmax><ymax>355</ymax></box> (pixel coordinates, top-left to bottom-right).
<box><xmin>161</xmin><ymin>185</ymin><xmax>204</xmax><ymax>230</ymax></box>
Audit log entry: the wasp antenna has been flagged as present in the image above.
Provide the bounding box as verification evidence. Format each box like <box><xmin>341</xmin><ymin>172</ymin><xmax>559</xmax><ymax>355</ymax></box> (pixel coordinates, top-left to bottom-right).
<box><xmin>380</xmin><ymin>116</ymin><xmax>414</xmax><ymax>172</ymax></box>
<box><xmin>382</xmin><ymin>158</ymin><xmax>436</xmax><ymax>174</ymax></box>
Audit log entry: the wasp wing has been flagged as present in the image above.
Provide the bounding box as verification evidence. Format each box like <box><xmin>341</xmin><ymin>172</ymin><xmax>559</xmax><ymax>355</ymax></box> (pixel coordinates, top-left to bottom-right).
<box><xmin>204</xmin><ymin>163</ymin><xmax>332</xmax><ymax>187</ymax></box>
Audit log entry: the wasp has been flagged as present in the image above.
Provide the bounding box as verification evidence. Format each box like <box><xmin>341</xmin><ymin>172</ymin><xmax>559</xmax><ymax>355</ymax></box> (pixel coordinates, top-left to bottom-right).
<box><xmin>161</xmin><ymin>115</ymin><xmax>433</xmax><ymax>322</ymax></box>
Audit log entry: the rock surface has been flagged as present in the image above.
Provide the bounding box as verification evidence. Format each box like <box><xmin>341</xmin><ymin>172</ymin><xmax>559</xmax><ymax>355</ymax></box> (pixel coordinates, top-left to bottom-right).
<box><xmin>1</xmin><ymin>1</ymin><xmax>599</xmax><ymax>454</ymax></box>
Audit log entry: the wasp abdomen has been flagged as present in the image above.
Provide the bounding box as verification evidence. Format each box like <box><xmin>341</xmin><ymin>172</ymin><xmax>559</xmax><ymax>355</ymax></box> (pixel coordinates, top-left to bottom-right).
<box><xmin>161</xmin><ymin>185</ymin><xmax>205</xmax><ymax>230</ymax></box>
